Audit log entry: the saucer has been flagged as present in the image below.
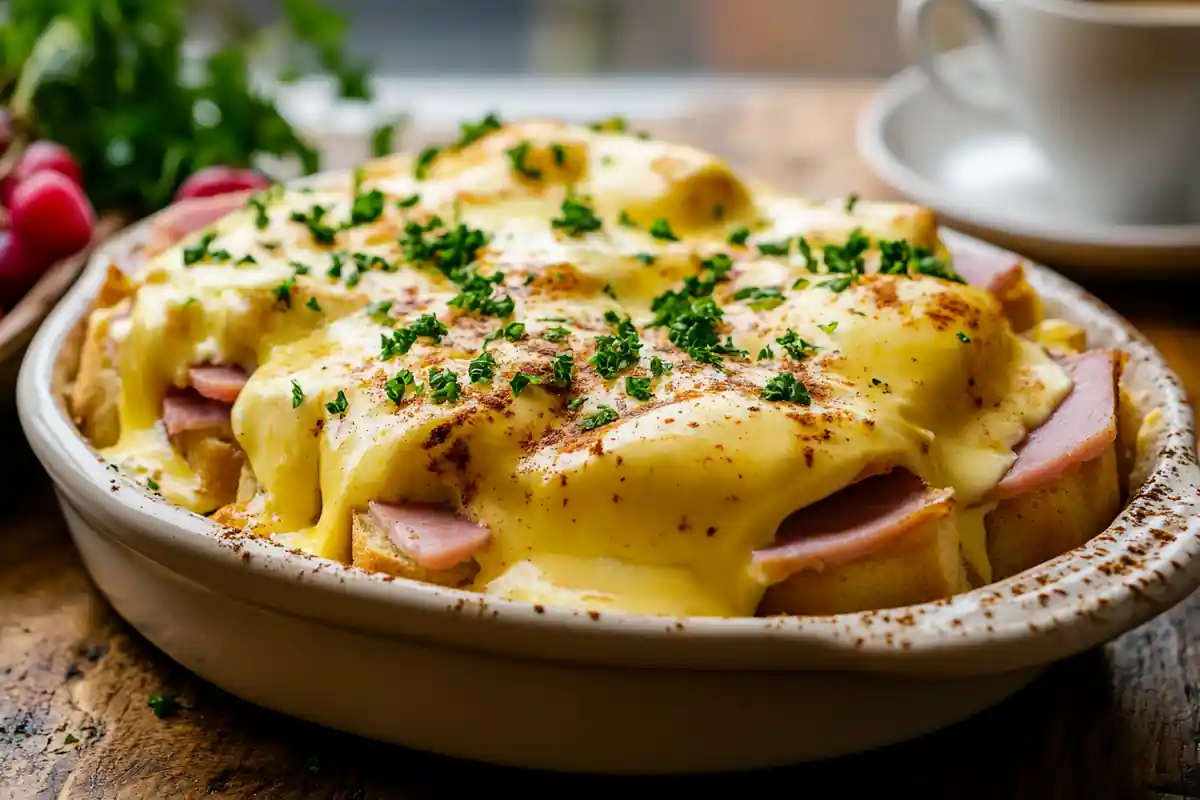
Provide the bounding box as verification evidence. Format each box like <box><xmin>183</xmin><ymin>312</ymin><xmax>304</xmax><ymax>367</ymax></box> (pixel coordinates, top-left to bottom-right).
<box><xmin>857</xmin><ymin>64</ymin><xmax>1200</xmax><ymax>275</ymax></box>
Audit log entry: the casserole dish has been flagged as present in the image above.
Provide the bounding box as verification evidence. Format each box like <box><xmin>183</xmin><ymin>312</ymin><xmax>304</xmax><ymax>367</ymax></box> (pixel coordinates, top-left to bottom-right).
<box><xmin>18</xmin><ymin>207</ymin><xmax>1200</xmax><ymax>775</ymax></box>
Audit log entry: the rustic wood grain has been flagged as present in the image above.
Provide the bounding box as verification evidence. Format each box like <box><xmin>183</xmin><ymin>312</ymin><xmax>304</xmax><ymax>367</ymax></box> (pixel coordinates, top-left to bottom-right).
<box><xmin>3</xmin><ymin>83</ymin><xmax>1199</xmax><ymax>800</ymax></box>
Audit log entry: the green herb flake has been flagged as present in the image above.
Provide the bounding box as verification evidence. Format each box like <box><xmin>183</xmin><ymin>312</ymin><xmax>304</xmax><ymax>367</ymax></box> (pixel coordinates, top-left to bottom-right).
<box><xmin>503</xmin><ymin>321</ymin><xmax>526</xmax><ymax>341</ymax></box>
<box><xmin>448</xmin><ymin>271</ymin><xmax>514</xmax><ymax>318</ymax></box>
<box><xmin>290</xmin><ymin>380</ymin><xmax>304</xmax><ymax>408</ymax></box>
<box><xmin>713</xmin><ymin>204</ymin><xmax>725</xmax><ymax>221</ymax></box>
<box><xmin>589</xmin><ymin>319</ymin><xmax>643</xmax><ymax>379</ymax></box>
<box><xmin>757</xmin><ymin>345</ymin><xmax>774</xmax><ymax>360</ymax></box>
<box><xmin>272</xmin><ymin>278</ymin><xmax>295</xmax><ymax>309</ymax></box>
<box><xmin>380</xmin><ymin>314</ymin><xmax>448</xmax><ymax>359</ymax></box>
<box><xmin>797</xmin><ymin>237</ymin><xmax>818</xmax><ymax>272</ymax></box>
<box><xmin>732</xmin><ymin>286</ymin><xmax>785</xmax><ymax>309</ymax></box>
<box><xmin>396</xmin><ymin>193</ymin><xmax>421</xmax><ymax>209</ymax></box>
<box><xmin>587</xmin><ymin>116</ymin><xmax>628</xmax><ymax>133</ymax></box>
<box><xmin>181</xmin><ymin>296</ymin><xmax>198</xmax><ymax>308</ymax></box>
<box><xmin>550</xmin><ymin>352</ymin><xmax>575</xmax><ymax>386</ymax></box>
<box><xmin>290</xmin><ymin>205</ymin><xmax>339</xmax><ymax>246</ymax></box>
<box><xmin>551</xmin><ymin>196</ymin><xmax>603</xmax><ymax>237</ymax></box>
<box><xmin>957</xmin><ymin>331</ymin><xmax>972</xmax><ymax>344</ymax></box>
<box><xmin>145</xmin><ymin>477</ymin><xmax>160</xmax><ymax>492</ymax></box>
<box><xmin>510</xmin><ymin>372</ymin><xmax>542</xmax><ymax>397</ymax></box>
<box><xmin>756</xmin><ymin>238</ymin><xmax>791</xmax><ymax>257</ymax></box>
<box><xmin>550</xmin><ymin>143</ymin><xmax>568</xmax><ymax>166</ymax></box>
<box><xmin>635</xmin><ymin>252</ymin><xmax>656</xmax><ymax>266</ymax></box>
<box><xmin>579</xmin><ymin>404</ymin><xmax>619</xmax><ymax>431</ymax></box>
<box><xmin>567</xmin><ymin>397</ymin><xmax>586</xmax><ymax>411</ymax></box>
<box><xmin>820</xmin><ymin>276</ymin><xmax>854</xmax><ymax>293</ymax></box>
<box><xmin>506</xmin><ymin>140</ymin><xmax>542</xmax><ymax>180</ymax></box>
<box><xmin>246</xmin><ymin>195</ymin><xmax>271</xmax><ymax>230</ymax></box>
<box><xmin>385</xmin><ymin>370</ymin><xmax>415</xmax><ymax>404</ymax></box>
<box><xmin>845</xmin><ymin>193</ymin><xmax>860</xmax><ymax>213</ymax></box>
<box><xmin>427</xmin><ymin>368</ymin><xmax>462</xmax><ymax>404</ymax></box>
<box><xmin>290</xmin><ymin>260</ymin><xmax>311</xmax><ymax>276</ymax></box>
<box><xmin>618</xmin><ymin>210</ymin><xmax>637</xmax><ymax>227</ymax></box>
<box><xmin>370</xmin><ymin>122</ymin><xmax>396</xmax><ymax>158</ymax></box>
<box><xmin>236</xmin><ymin>254</ymin><xmax>257</xmax><ymax>265</ymax></box>
<box><xmin>147</xmin><ymin>693</ymin><xmax>179</xmax><ymax>718</ymax></box>
<box><xmin>777</xmin><ymin>329</ymin><xmax>818</xmax><ymax>360</ymax></box>
<box><xmin>650</xmin><ymin>356</ymin><xmax>672</xmax><ymax>377</ymax></box>
<box><xmin>350</xmin><ymin>188</ymin><xmax>385</xmax><ymax>226</ymax></box>
<box><xmin>182</xmin><ymin>232</ymin><xmax>218</xmax><ymax>266</ymax></box>
<box><xmin>823</xmin><ymin>229</ymin><xmax>870</xmax><ymax>274</ymax></box>
<box><xmin>64</xmin><ymin>733</ymin><xmax>79</xmax><ymax>745</ymax></box>
<box><xmin>791</xmin><ymin>277</ymin><xmax>810</xmax><ymax>290</ymax></box>
<box><xmin>414</xmin><ymin>146</ymin><xmax>441</xmax><ymax>180</ymax></box>
<box><xmin>649</xmin><ymin>218</ymin><xmax>679</xmax><ymax>242</ymax></box>
<box><xmin>818</xmin><ymin>321</ymin><xmax>839</xmax><ymax>335</ymax></box>
<box><xmin>761</xmin><ymin>372</ymin><xmax>812</xmax><ymax>405</ymax></box>
<box><xmin>602</xmin><ymin>284</ymin><xmax>618</xmax><ymax>300</ymax></box>
<box><xmin>727</xmin><ymin>226</ymin><xmax>751</xmax><ymax>246</ymax></box>
<box><xmin>306</xmin><ymin>297</ymin><xmax>322</xmax><ymax>312</ymax></box>
<box><xmin>625</xmin><ymin>376</ymin><xmax>653</xmax><ymax>401</ymax></box>
<box><xmin>325</xmin><ymin>390</ymin><xmax>349</xmax><ymax>415</ymax></box>
<box><xmin>468</xmin><ymin>351</ymin><xmax>498</xmax><ymax>384</ymax></box>
<box><xmin>543</xmin><ymin>326</ymin><xmax>571</xmax><ymax>342</ymax></box>
<box><xmin>455</xmin><ymin>113</ymin><xmax>503</xmax><ymax>149</ymax></box>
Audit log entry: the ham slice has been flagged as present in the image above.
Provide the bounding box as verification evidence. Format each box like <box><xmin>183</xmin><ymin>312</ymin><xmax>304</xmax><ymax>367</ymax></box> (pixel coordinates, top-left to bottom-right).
<box><xmin>144</xmin><ymin>192</ymin><xmax>252</xmax><ymax>257</ymax></box>
<box><xmin>162</xmin><ymin>390</ymin><xmax>233</xmax><ymax>437</ymax></box>
<box><xmin>368</xmin><ymin>500</ymin><xmax>491</xmax><ymax>571</ymax></box>
<box><xmin>189</xmin><ymin>364</ymin><xmax>250</xmax><ymax>403</ymax></box>
<box><xmin>952</xmin><ymin>250</ymin><xmax>1025</xmax><ymax>295</ymax></box>
<box><xmin>992</xmin><ymin>349</ymin><xmax>1120</xmax><ymax>500</ymax></box>
<box><xmin>751</xmin><ymin>470</ymin><xmax>955</xmax><ymax>584</ymax></box>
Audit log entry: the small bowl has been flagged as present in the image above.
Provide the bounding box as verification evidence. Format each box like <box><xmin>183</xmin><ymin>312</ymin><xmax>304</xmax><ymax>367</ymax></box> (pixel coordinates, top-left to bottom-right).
<box><xmin>16</xmin><ymin>215</ymin><xmax>1200</xmax><ymax>774</ymax></box>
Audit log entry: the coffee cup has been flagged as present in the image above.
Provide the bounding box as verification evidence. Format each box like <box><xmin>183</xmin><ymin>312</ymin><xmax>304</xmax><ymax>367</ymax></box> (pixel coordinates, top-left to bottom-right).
<box><xmin>899</xmin><ymin>0</ymin><xmax>1200</xmax><ymax>225</ymax></box>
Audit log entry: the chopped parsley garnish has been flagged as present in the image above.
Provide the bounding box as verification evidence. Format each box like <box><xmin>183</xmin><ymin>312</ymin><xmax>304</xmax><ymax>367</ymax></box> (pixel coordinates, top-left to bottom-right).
<box><xmin>797</xmin><ymin>237</ymin><xmax>817</xmax><ymax>271</ymax></box>
<box><xmin>877</xmin><ymin>239</ymin><xmax>964</xmax><ymax>283</ymax></box>
<box><xmin>732</xmin><ymin>286</ymin><xmax>785</xmax><ymax>309</ymax></box>
<box><xmin>912</xmin><ymin>247</ymin><xmax>964</xmax><ymax>283</ymax></box>
<box><xmin>290</xmin><ymin>205</ymin><xmax>338</xmax><ymax>245</ymax></box>
<box><xmin>761</xmin><ymin>372</ymin><xmax>811</xmax><ymax>405</ymax></box>
<box><xmin>448</xmin><ymin>270</ymin><xmax>514</xmax><ymax>318</ymax></box>
<box><xmin>290</xmin><ymin>260</ymin><xmax>310</xmax><ymax>276</ymax></box>
<box><xmin>618</xmin><ymin>210</ymin><xmax>637</xmax><ymax>227</ymax></box>
<box><xmin>468</xmin><ymin>351</ymin><xmax>497</xmax><ymax>383</ymax></box>
<box><xmin>757</xmin><ymin>345</ymin><xmax>774</xmax><ymax>360</ymax></box>
<box><xmin>550</xmin><ymin>352</ymin><xmax>575</xmax><ymax>386</ymax></box>
<box><xmin>957</xmin><ymin>331</ymin><xmax>972</xmax><ymax>344</ymax></box>
<box><xmin>385</xmin><ymin>370</ymin><xmax>416</xmax><ymax>404</ymax></box>
<box><xmin>567</xmin><ymin>397</ymin><xmax>586</xmax><ymax>411</ymax></box>
<box><xmin>820</xmin><ymin>277</ymin><xmax>854</xmax><ymax>293</ymax></box>
<box><xmin>349</xmin><ymin>188</ymin><xmax>385</xmax><ymax>226</ymax></box>
<box><xmin>650</xmin><ymin>356</ymin><xmax>672</xmax><ymax>377</ymax></box>
<box><xmin>236</xmin><ymin>254</ymin><xmax>256</xmax><ymax>265</ymax></box>
<box><xmin>291</xmin><ymin>380</ymin><xmax>304</xmax><ymax>408</ymax></box>
<box><xmin>602</xmin><ymin>284</ymin><xmax>618</xmax><ymax>300</ymax></box>
<box><xmin>145</xmin><ymin>477</ymin><xmax>159</xmax><ymax>492</ymax></box>
<box><xmin>455</xmin><ymin>112</ymin><xmax>503</xmax><ymax>149</ymax></box>
<box><xmin>325</xmin><ymin>390</ymin><xmax>349</xmax><ymax>415</ymax></box>
<box><xmin>823</xmin><ymin>229</ymin><xmax>870</xmax><ymax>274</ymax></box>
<box><xmin>792</xmin><ymin>277</ymin><xmax>810</xmax><ymax>290</ymax></box>
<box><xmin>660</xmin><ymin>297</ymin><xmax>746</xmax><ymax>365</ymax></box>
<box><xmin>756</xmin><ymin>238</ymin><xmax>791</xmax><ymax>257</ymax></box>
<box><xmin>306</xmin><ymin>297</ymin><xmax>322</xmax><ymax>312</ymax></box>
<box><xmin>506</xmin><ymin>140</ymin><xmax>542</xmax><ymax>180</ymax></box>
<box><xmin>589</xmin><ymin>318</ymin><xmax>643</xmax><ymax>379</ymax></box>
<box><xmin>181</xmin><ymin>296</ymin><xmax>198</xmax><ymax>308</ymax></box>
<box><xmin>625</xmin><ymin>376</ymin><xmax>653</xmax><ymax>401</ymax></box>
<box><xmin>818</xmin><ymin>321</ymin><xmax>839</xmax><ymax>334</ymax></box>
<box><xmin>588</xmin><ymin>116</ymin><xmax>628</xmax><ymax>133</ymax></box>
<box><xmin>147</xmin><ymin>693</ymin><xmax>178</xmax><ymax>718</ymax></box>
<box><xmin>64</xmin><ymin>733</ymin><xmax>79</xmax><ymax>745</ymax></box>
<box><xmin>777</xmin><ymin>329</ymin><xmax>818</xmax><ymax>360</ymax></box>
<box><xmin>635</xmin><ymin>252</ymin><xmax>656</xmax><ymax>266</ymax></box>
<box><xmin>543</xmin><ymin>326</ymin><xmax>571</xmax><ymax>342</ymax></box>
<box><xmin>580</xmin><ymin>404</ymin><xmax>619</xmax><ymax>431</ymax></box>
<box><xmin>246</xmin><ymin>194</ymin><xmax>271</xmax><ymax>230</ymax></box>
<box><xmin>182</xmin><ymin>231</ymin><xmax>218</xmax><ymax>266</ymax></box>
<box><xmin>367</xmin><ymin>301</ymin><xmax>393</xmax><ymax>325</ymax></box>
<box><xmin>414</xmin><ymin>146</ymin><xmax>441</xmax><ymax>180</ymax></box>
<box><xmin>538</xmin><ymin>316</ymin><xmax>570</xmax><ymax>322</ymax></box>
<box><xmin>400</xmin><ymin>218</ymin><xmax>491</xmax><ymax>283</ymax></box>
<box><xmin>845</xmin><ymin>193</ymin><xmax>860</xmax><ymax>213</ymax></box>
<box><xmin>272</xmin><ymin>278</ymin><xmax>295</xmax><ymax>309</ymax></box>
<box><xmin>380</xmin><ymin>314</ymin><xmax>448</xmax><ymax>359</ymax></box>
<box><xmin>427</xmin><ymin>368</ymin><xmax>462</xmax><ymax>404</ymax></box>
<box><xmin>879</xmin><ymin>239</ymin><xmax>912</xmax><ymax>275</ymax></box>
<box><xmin>551</xmin><ymin>196</ymin><xmax>603</xmax><ymax>237</ymax></box>
<box><xmin>510</xmin><ymin>372</ymin><xmax>542</xmax><ymax>397</ymax></box>
<box><xmin>550</xmin><ymin>143</ymin><xmax>567</xmax><ymax>166</ymax></box>
<box><xmin>727</xmin><ymin>226</ymin><xmax>750</xmax><ymax>246</ymax></box>
<box><xmin>397</xmin><ymin>193</ymin><xmax>421</xmax><ymax>208</ymax></box>
<box><xmin>501</xmin><ymin>321</ymin><xmax>527</xmax><ymax>342</ymax></box>
<box><xmin>649</xmin><ymin>218</ymin><xmax>679</xmax><ymax>241</ymax></box>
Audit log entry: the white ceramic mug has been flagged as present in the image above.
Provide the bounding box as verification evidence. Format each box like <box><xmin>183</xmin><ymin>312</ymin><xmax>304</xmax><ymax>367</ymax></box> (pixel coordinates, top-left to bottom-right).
<box><xmin>899</xmin><ymin>0</ymin><xmax>1200</xmax><ymax>225</ymax></box>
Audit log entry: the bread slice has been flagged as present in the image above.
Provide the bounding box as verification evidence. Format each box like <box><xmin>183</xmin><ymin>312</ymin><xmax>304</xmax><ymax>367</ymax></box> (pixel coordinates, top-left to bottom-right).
<box><xmin>351</xmin><ymin>512</ymin><xmax>479</xmax><ymax>588</ymax></box>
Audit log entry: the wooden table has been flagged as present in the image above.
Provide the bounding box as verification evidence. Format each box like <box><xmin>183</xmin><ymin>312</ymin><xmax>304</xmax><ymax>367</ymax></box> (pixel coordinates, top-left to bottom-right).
<box><xmin>3</xmin><ymin>82</ymin><xmax>1199</xmax><ymax>800</ymax></box>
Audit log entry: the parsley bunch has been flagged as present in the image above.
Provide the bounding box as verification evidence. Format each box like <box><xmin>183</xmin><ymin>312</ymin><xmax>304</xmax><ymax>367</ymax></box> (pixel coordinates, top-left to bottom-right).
<box><xmin>0</xmin><ymin>0</ymin><xmax>371</xmax><ymax>216</ymax></box>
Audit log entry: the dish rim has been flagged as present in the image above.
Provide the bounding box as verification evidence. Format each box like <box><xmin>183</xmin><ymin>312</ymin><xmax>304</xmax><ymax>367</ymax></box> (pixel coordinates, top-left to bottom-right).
<box><xmin>17</xmin><ymin>199</ymin><xmax>1200</xmax><ymax>676</ymax></box>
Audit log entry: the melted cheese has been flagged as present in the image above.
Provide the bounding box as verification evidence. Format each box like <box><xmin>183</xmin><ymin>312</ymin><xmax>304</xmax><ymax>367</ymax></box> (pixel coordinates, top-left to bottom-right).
<box><xmin>98</xmin><ymin>119</ymin><xmax>1072</xmax><ymax>617</ymax></box>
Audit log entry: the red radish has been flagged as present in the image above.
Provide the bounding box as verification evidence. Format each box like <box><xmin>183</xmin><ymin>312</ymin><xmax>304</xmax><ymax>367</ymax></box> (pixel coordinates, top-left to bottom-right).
<box><xmin>174</xmin><ymin>166</ymin><xmax>271</xmax><ymax>202</ymax></box>
<box><xmin>10</xmin><ymin>171</ymin><xmax>95</xmax><ymax>260</ymax></box>
<box><xmin>0</xmin><ymin>230</ymin><xmax>52</xmax><ymax>306</ymax></box>
<box><xmin>2</xmin><ymin>141</ymin><xmax>83</xmax><ymax>206</ymax></box>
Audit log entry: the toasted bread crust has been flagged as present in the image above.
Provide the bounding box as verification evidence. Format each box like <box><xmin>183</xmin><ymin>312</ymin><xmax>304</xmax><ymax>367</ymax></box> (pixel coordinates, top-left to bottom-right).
<box><xmin>351</xmin><ymin>512</ymin><xmax>478</xmax><ymax>588</ymax></box>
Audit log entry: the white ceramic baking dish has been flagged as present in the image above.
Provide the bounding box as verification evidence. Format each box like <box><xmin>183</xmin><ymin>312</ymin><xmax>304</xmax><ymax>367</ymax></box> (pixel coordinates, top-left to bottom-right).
<box><xmin>16</xmin><ymin>217</ymin><xmax>1200</xmax><ymax>774</ymax></box>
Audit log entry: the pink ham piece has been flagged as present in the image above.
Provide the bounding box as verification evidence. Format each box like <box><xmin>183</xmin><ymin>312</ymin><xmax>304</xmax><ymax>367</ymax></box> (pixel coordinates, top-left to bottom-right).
<box><xmin>992</xmin><ymin>349</ymin><xmax>1120</xmax><ymax>501</ymax></box>
<box><xmin>368</xmin><ymin>500</ymin><xmax>492</xmax><ymax>571</ymax></box>
<box><xmin>951</xmin><ymin>250</ymin><xmax>1025</xmax><ymax>295</ymax></box>
<box><xmin>162</xmin><ymin>390</ymin><xmax>233</xmax><ymax>437</ymax></box>
<box><xmin>143</xmin><ymin>192</ymin><xmax>253</xmax><ymax>257</ymax></box>
<box><xmin>751</xmin><ymin>470</ymin><xmax>955</xmax><ymax>585</ymax></box>
<box><xmin>188</xmin><ymin>364</ymin><xmax>250</xmax><ymax>404</ymax></box>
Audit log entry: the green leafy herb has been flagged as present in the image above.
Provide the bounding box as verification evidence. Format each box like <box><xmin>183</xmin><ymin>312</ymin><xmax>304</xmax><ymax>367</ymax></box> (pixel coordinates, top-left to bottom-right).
<box><xmin>506</xmin><ymin>140</ymin><xmax>542</xmax><ymax>179</ymax></box>
<box><xmin>247</xmin><ymin>194</ymin><xmax>271</xmax><ymax>230</ymax></box>
<box><xmin>878</xmin><ymin>239</ymin><xmax>912</xmax><ymax>275</ymax></box>
<box><xmin>454</xmin><ymin>112</ymin><xmax>503</xmax><ymax>149</ymax></box>
<box><xmin>650</xmin><ymin>356</ymin><xmax>671</xmax><ymax>377</ymax></box>
<box><xmin>756</xmin><ymin>238</ymin><xmax>791</xmax><ymax>257</ymax></box>
<box><xmin>550</xmin><ymin>352</ymin><xmax>574</xmax><ymax>386</ymax></box>
<box><xmin>957</xmin><ymin>331</ymin><xmax>972</xmax><ymax>344</ymax></box>
<box><xmin>797</xmin><ymin>237</ymin><xmax>817</xmax><ymax>271</ymax></box>
<box><xmin>543</xmin><ymin>326</ymin><xmax>571</xmax><ymax>342</ymax></box>
<box><xmin>146</xmin><ymin>693</ymin><xmax>178</xmax><ymax>719</ymax></box>
<box><xmin>414</xmin><ymin>146</ymin><xmax>440</xmax><ymax>180</ymax></box>
<box><xmin>732</xmin><ymin>286</ymin><xmax>785</xmax><ymax>309</ymax></box>
<box><xmin>567</xmin><ymin>397</ymin><xmax>586</xmax><ymax>411</ymax></box>
<box><xmin>468</xmin><ymin>352</ymin><xmax>497</xmax><ymax>384</ymax></box>
<box><xmin>236</xmin><ymin>254</ymin><xmax>257</xmax><ymax>265</ymax></box>
<box><xmin>427</xmin><ymin>368</ymin><xmax>462</xmax><ymax>404</ymax></box>
<box><xmin>845</xmin><ymin>193</ymin><xmax>860</xmax><ymax>213</ymax></box>
<box><xmin>791</xmin><ymin>277</ymin><xmax>810</xmax><ymax>290</ymax></box>
<box><xmin>448</xmin><ymin>270</ymin><xmax>514</xmax><ymax>318</ymax></box>
<box><xmin>727</xmin><ymin>226</ymin><xmax>751</xmax><ymax>246</ymax></box>
<box><xmin>181</xmin><ymin>296</ymin><xmax>198</xmax><ymax>308</ymax></box>
<box><xmin>761</xmin><ymin>372</ymin><xmax>812</xmax><ymax>405</ymax></box>
<box><xmin>757</xmin><ymin>345</ymin><xmax>774</xmax><ymax>360</ymax></box>
<box><xmin>290</xmin><ymin>205</ymin><xmax>338</xmax><ymax>245</ymax></box>
<box><xmin>325</xmin><ymin>390</ymin><xmax>349</xmax><ymax>415</ymax></box>
<box><xmin>550</xmin><ymin>143</ymin><xmax>567</xmax><ymax>166</ymax></box>
<box><xmin>272</xmin><ymin>278</ymin><xmax>295</xmax><ymax>309</ymax></box>
<box><xmin>579</xmin><ymin>404</ymin><xmax>619</xmax><ymax>431</ymax></box>
<box><xmin>823</xmin><ymin>229</ymin><xmax>870</xmax><ymax>274</ymax></box>
<box><xmin>290</xmin><ymin>260</ymin><xmax>311</xmax><ymax>276</ymax></box>
<box><xmin>380</xmin><ymin>314</ymin><xmax>448</xmax><ymax>359</ymax></box>
<box><xmin>551</xmin><ymin>196</ymin><xmax>603</xmax><ymax>237</ymax></box>
<box><xmin>182</xmin><ymin>232</ymin><xmax>218</xmax><ymax>266</ymax></box>
<box><xmin>510</xmin><ymin>372</ymin><xmax>542</xmax><ymax>397</ymax></box>
<box><xmin>306</xmin><ymin>296</ymin><xmax>322</xmax><ymax>312</ymax></box>
<box><xmin>385</xmin><ymin>370</ymin><xmax>416</xmax><ymax>404</ymax></box>
<box><xmin>500</xmin><ymin>321</ymin><xmax>526</xmax><ymax>342</ymax></box>
<box><xmin>367</xmin><ymin>301</ymin><xmax>393</xmax><ymax>325</ymax></box>
<box><xmin>349</xmin><ymin>187</ymin><xmax>385</xmax><ymax>226</ymax></box>
<box><xmin>291</xmin><ymin>380</ymin><xmax>304</xmax><ymax>408</ymax></box>
<box><xmin>396</xmin><ymin>193</ymin><xmax>421</xmax><ymax>208</ymax></box>
<box><xmin>818</xmin><ymin>321</ymin><xmax>838</xmax><ymax>335</ymax></box>
<box><xmin>589</xmin><ymin>319</ymin><xmax>643</xmax><ymax>379</ymax></box>
<box><xmin>820</xmin><ymin>277</ymin><xmax>854</xmax><ymax>293</ymax></box>
<box><xmin>618</xmin><ymin>210</ymin><xmax>637</xmax><ymax>227</ymax></box>
<box><xmin>145</xmin><ymin>477</ymin><xmax>159</xmax><ymax>492</ymax></box>
<box><xmin>635</xmin><ymin>252</ymin><xmax>656</xmax><ymax>266</ymax></box>
<box><xmin>625</xmin><ymin>376</ymin><xmax>653</xmax><ymax>401</ymax></box>
<box><xmin>777</xmin><ymin>329</ymin><xmax>818</xmax><ymax>360</ymax></box>
<box><xmin>648</xmin><ymin>218</ymin><xmax>679</xmax><ymax>241</ymax></box>
<box><xmin>587</xmin><ymin>116</ymin><xmax>628</xmax><ymax>133</ymax></box>
<box><xmin>912</xmin><ymin>247</ymin><xmax>964</xmax><ymax>283</ymax></box>
<box><xmin>370</xmin><ymin>122</ymin><xmax>396</xmax><ymax>158</ymax></box>
<box><xmin>64</xmin><ymin>733</ymin><xmax>79</xmax><ymax>745</ymax></box>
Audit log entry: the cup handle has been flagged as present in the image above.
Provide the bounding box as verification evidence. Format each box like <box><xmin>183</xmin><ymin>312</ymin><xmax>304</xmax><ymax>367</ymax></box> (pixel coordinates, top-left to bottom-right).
<box><xmin>898</xmin><ymin>0</ymin><xmax>1008</xmax><ymax>118</ymax></box>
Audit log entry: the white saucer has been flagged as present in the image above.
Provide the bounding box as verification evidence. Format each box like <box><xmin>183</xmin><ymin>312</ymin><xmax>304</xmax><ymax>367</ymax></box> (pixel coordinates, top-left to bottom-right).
<box><xmin>857</xmin><ymin>64</ymin><xmax>1200</xmax><ymax>275</ymax></box>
